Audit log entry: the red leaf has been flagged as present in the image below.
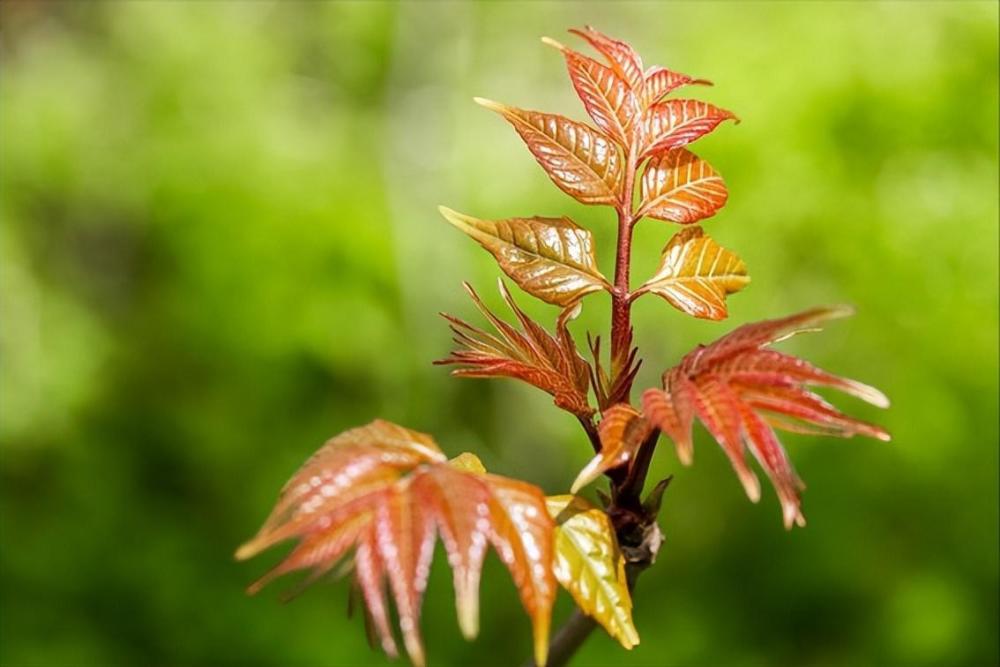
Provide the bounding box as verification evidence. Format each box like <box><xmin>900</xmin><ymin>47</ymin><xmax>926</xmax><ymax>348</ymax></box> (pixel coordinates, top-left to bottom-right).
<box><xmin>545</xmin><ymin>38</ymin><xmax>640</xmax><ymax>144</ymax></box>
<box><xmin>483</xmin><ymin>473</ymin><xmax>556</xmax><ymax>666</ymax></box>
<box><xmin>572</xmin><ymin>404</ymin><xmax>653</xmax><ymax>492</ymax></box>
<box><xmin>569</xmin><ymin>26</ymin><xmax>645</xmax><ymax>92</ymax></box>
<box><xmin>638</xmin><ymin>99</ymin><xmax>738</xmax><ymax>158</ymax></box>
<box><xmin>641</xmin><ymin>369</ymin><xmax>695</xmax><ymax>464</ymax></box>
<box><xmin>642</xmin><ymin>65</ymin><xmax>712</xmax><ymax>108</ymax></box>
<box><xmin>437</xmin><ymin>280</ymin><xmax>594</xmax><ymax>418</ymax></box>
<box><xmin>410</xmin><ymin>464</ymin><xmax>490</xmax><ymax>638</ymax></box>
<box><xmin>641</xmin><ymin>308</ymin><xmax>889</xmax><ymax>528</ymax></box>
<box><xmin>476</xmin><ymin>99</ymin><xmax>623</xmax><ymax>206</ymax></box>
<box><xmin>237</xmin><ymin>422</ymin><xmax>557</xmax><ymax>667</ymax></box>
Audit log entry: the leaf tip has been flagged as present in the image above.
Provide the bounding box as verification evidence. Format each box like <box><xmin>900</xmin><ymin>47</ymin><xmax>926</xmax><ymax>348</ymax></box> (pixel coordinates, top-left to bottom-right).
<box><xmin>456</xmin><ymin>589</ymin><xmax>480</xmax><ymax>640</ymax></box>
<box><xmin>234</xmin><ymin>540</ymin><xmax>259</xmax><ymax>561</ymax></box>
<box><xmin>540</xmin><ymin>36</ymin><xmax>566</xmax><ymax>51</ymax></box>
<box><xmin>739</xmin><ymin>469</ymin><xmax>761</xmax><ymax>503</ymax></box>
<box><xmin>846</xmin><ymin>380</ymin><xmax>890</xmax><ymax>409</ymax></box>
<box><xmin>533</xmin><ymin>618</ymin><xmax>551</xmax><ymax>667</ymax></box>
<box><xmin>783</xmin><ymin>503</ymin><xmax>806</xmax><ymax>530</ymax></box>
<box><xmin>825</xmin><ymin>304</ymin><xmax>857</xmax><ymax>320</ymax></box>
<box><xmin>676</xmin><ymin>444</ymin><xmax>694</xmax><ymax>466</ymax></box>
<box><xmin>438</xmin><ymin>205</ymin><xmax>469</xmax><ymax>230</ymax></box>
<box><xmin>569</xmin><ymin>458</ymin><xmax>599</xmax><ymax>494</ymax></box>
<box><xmin>473</xmin><ymin>96</ymin><xmax>506</xmax><ymax>114</ymax></box>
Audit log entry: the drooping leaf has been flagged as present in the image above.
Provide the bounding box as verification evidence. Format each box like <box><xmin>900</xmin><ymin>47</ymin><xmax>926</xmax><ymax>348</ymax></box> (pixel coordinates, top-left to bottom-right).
<box><xmin>640</xmin><ymin>368</ymin><xmax>695</xmax><ymax>465</ymax></box>
<box><xmin>439</xmin><ymin>206</ymin><xmax>610</xmax><ymax>307</ymax></box>
<box><xmin>546</xmin><ymin>495</ymin><xmax>639</xmax><ymax>650</ymax></box>
<box><xmin>569</xmin><ymin>26</ymin><xmax>645</xmax><ymax>92</ymax></box>
<box><xmin>237</xmin><ymin>422</ymin><xmax>557</xmax><ymax>666</ymax></box>
<box><xmin>486</xmin><ymin>474</ymin><xmax>557</xmax><ymax>667</ymax></box>
<box><xmin>638</xmin><ymin>99</ymin><xmax>738</xmax><ymax>157</ymax></box>
<box><xmin>544</xmin><ymin>37</ymin><xmax>639</xmax><ymax>144</ymax></box>
<box><xmin>641</xmin><ymin>309</ymin><xmax>890</xmax><ymax>528</ymax></box>
<box><xmin>637</xmin><ymin>148</ymin><xmax>728</xmax><ymax>224</ymax></box>
<box><xmin>409</xmin><ymin>463</ymin><xmax>490</xmax><ymax>639</ymax></box>
<box><xmin>476</xmin><ymin>98</ymin><xmax>623</xmax><ymax>206</ymax></box>
<box><xmin>634</xmin><ymin>226</ymin><xmax>749</xmax><ymax>320</ymax></box>
<box><xmin>437</xmin><ymin>280</ymin><xmax>594</xmax><ymax>418</ymax></box>
<box><xmin>572</xmin><ymin>404</ymin><xmax>652</xmax><ymax>493</ymax></box>
<box><xmin>642</xmin><ymin>66</ymin><xmax>711</xmax><ymax>108</ymax></box>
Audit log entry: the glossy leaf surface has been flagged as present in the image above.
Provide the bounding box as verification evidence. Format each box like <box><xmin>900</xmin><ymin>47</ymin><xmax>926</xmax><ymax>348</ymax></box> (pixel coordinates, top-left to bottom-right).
<box><xmin>572</xmin><ymin>404</ymin><xmax>652</xmax><ymax>493</ymax></box>
<box><xmin>546</xmin><ymin>38</ymin><xmax>639</xmax><ymax>144</ymax></box>
<box><xmin>439</xmin><ymin>206</ymin><xmax>610</xmax><ymax>307</ymax></box>
<box><xmin>237</xmin><ymin>422</ymin><xmax>556</xmax><ymax>667</ymax></box>
<box><xmin>476</xmin><ymin>98</ymin><xmax>622</xmax><ymax>205</ymax></box>
<box><xmin>638</xmin><ymin>148</ymin><xmax>728</xmax><ymax>224</ymax></box>
<box><xmin>437</xmin><ymin>280</ymin><xmax>593</xmax><ymax>417</ymax></box>
<box><xmin>547</xmin><ymin>495</ymin><xmax>639</xmax><ymax>649</ymax></box>
<box><xmin>634</xmin><ymin>226</ymin><xmax>749</xmax><ymax>320</ymax></box>
<box><xmin>641</xmin><ymin>309</ymin><xmax>890</xmax><ymax>528</ymax></box>
<box><xmin>569</xmin><ymin>26</ymin><xmax>645</xmax><ymax>92</ymax></box>
<box><xmin>638</xmin><ymin>99</ymin><xmax>737</xmax><ymax>157</ymax></box>
<box><xmin>642</xmin><ymin>66</ymin><xmax>711</xmax><ymax>108</ymax></box>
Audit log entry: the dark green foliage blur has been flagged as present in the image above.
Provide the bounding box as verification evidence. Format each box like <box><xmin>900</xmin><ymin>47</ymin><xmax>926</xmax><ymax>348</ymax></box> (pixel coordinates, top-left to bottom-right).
<box><xmin>1</xmin><ymin>2</ymin><xmax>997</xmax><ymax>666</ymax></box>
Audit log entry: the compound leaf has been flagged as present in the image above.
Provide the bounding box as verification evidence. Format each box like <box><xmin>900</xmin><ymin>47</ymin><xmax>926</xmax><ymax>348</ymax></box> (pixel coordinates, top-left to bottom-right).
<box><xmin>237</xmin><ymin>422</ymin><xmax>557</xmax><ymax>667</ymax></box>
<box><xmin>641</xmin><ymin>309</ymin><xmax>890</xmax><ymax>528</ymax></box>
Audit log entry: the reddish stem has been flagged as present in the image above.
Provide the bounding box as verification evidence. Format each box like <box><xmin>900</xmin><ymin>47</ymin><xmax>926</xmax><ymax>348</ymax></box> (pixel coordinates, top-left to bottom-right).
<box><xmin>609</xmin><ymin>143</ymin><xmax>638</xmax><ymax>385</ymax></box>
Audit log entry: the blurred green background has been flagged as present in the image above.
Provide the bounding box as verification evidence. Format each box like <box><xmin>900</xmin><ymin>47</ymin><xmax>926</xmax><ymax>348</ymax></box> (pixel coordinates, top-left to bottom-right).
<box><xmin>1</xmin><ymin>2</ymin><xmax>997</xmax><ymax>666</ymax></box>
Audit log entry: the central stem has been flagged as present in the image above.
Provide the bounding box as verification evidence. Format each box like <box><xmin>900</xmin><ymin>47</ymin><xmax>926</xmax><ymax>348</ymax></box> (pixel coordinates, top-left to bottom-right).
<box><xmin>610</xmin><ymin>144</ymin><xmax>638</xmax><ymax>379</ymax></box>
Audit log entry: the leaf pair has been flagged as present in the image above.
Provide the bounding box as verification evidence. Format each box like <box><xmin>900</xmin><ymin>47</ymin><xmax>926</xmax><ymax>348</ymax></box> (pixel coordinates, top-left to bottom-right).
<box><xmin>436</xmin><ymin>280</ymin><xmax>594</xmax><ymax>418</ymax></box>
<box><xmin>237</xmin><ymin>420</ymin><xmax>639</xmax><ymax>666</ymax></box>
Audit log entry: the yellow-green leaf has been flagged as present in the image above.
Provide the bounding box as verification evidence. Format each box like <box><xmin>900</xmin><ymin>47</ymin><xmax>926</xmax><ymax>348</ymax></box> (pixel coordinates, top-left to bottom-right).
<box><xmin>440</xmin><ymin>206</ymin><xmax>611</xmax><ymax>307</ymax></box>
<box><xmin>448</xmin><ymin>452</ymin><xmax>487</xmax><ymax>475</ymax></box>
<box><xmin>546</xmin><ymin>495</ymin><xmax>639</xmax><ymax>650</ymax></box>
<box><xmin>634</xmin><ymin>226</ymin><xmax>748</xmax><ymax>320</ymax></box>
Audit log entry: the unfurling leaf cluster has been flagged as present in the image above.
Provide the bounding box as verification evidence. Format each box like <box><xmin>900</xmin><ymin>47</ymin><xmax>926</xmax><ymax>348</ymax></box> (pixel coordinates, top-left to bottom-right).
<box><xmin>238</xmin><ymin>25</ymin><xmax>890</xmax><ymax>667</ymax></box>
